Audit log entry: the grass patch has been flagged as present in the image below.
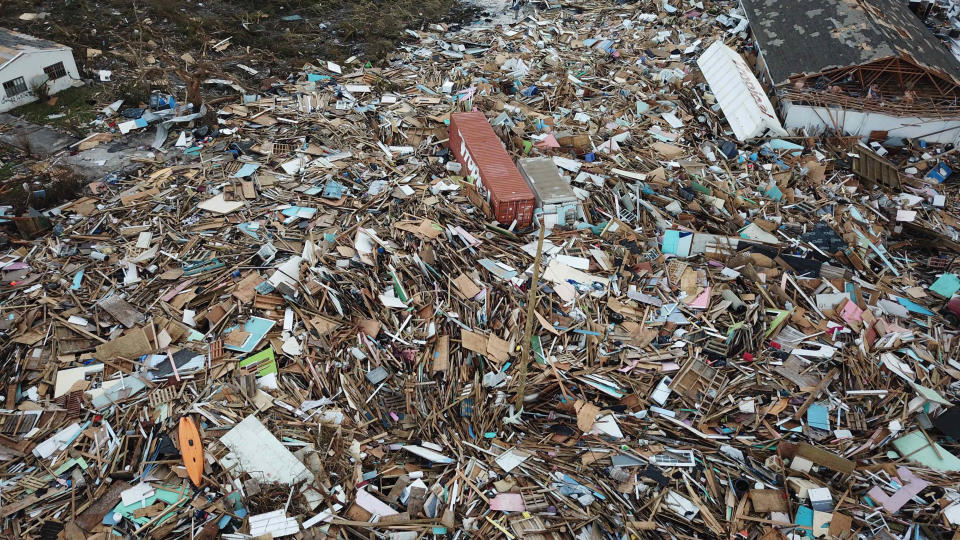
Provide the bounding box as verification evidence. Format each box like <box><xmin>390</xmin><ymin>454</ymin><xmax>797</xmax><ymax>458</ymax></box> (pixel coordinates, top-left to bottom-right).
<box><xmin>12</xmin><ymin>85</ymin><xmax>99</xmax><ymax>136</ymax></box>
<box><xmin>0</xmin><ymin>162</ymin><xmax>17</xmax><ymax>183</ymax></box>
<box><xmin>325</xmin><ymin>0</ymin><xmax>469</xmax><ymax>61</ymax></box>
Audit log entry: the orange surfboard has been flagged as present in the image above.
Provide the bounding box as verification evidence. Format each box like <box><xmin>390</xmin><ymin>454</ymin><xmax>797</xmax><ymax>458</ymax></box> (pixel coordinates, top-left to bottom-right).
<box><xmin>179</xmin><ymin>416</ymin><xmax>204</xmax><ymax>487</ymax></box>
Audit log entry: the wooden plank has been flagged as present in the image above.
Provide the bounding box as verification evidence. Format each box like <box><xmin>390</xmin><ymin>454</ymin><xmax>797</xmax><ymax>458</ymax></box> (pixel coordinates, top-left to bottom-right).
<box><xmin>74</xmin><ymin>481</ymin><xmax>129</xmax><ymax>531</ymax></box>
<box><xmin>793</xmin><ymin>368</ymin><xmax>838</xmax><ymax>420</ymax></box>
<box><xmin>1</xmin><ymin>488</ymin><xmax>66</xmax><ymax>518</ymax></box>
<box><xmin>795</xmin><ymin>442</ymin><xmax>855</xmax><ymax>474</ymax></box>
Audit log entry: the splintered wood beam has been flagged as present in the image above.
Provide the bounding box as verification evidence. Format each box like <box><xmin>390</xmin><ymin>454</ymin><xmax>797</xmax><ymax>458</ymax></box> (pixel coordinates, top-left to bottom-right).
<box><xmin>928</xmin><ymin>73</ymin><xmax>946</xmax><ymax>95</ymax></box>
<box><xmin>863</xmin><ymin>58</ymin><xmax>901</xmax><ymax>89</ymax></box>
<box><xmin>788</xmin><ymin>68</ymin><xmax>852</xmax><ymax>87</ymax></box>
<box><xmin>862</xmin><ymin>68</ymin><xmax>889</xmax><ymax>90</ymax></box>
<box><xmin>825</xmin><ymin>67</ymin><xmax>857</xmax><ymax>85</ymax></box>
<box><xmin>793</xmin><ymin>368</ymin><xmax>839</xmax><ymax>421</ymax></box>
<box><xmin>905</xmin><ymin>72</ymin><xmax>926</xmax><ymax>90</ymax></box>
<box><xmin>857</xmin><ymin>58</ymin><xmax>924</xmax><ymax>76</ymax></box>
<box><xmin>899</xmin><ymin>55</ymin><xmax>960</xmax><ymax>97</ymax></box>
<box><xmin>850</xmin><ymin>57</ymin><xmax>928</xmax><ymax>92</ymax></box>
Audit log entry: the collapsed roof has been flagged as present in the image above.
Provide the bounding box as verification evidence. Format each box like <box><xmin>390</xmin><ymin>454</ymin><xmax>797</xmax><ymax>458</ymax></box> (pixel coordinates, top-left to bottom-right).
<box><xmin>740</xmin><ymin>0</ymin><xmax>960</xmax><ymax>87</ymax></box>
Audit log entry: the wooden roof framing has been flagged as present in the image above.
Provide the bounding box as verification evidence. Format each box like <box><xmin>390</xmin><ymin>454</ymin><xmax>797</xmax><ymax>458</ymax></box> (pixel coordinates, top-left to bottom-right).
<box><xmin>787</xmin><ymin>55</ymin><xmax>960</xmax><ymax>100</ymax></box>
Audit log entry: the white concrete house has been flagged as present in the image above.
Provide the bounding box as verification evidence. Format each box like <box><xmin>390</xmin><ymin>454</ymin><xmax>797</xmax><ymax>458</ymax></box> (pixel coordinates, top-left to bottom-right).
<box><xmin>0</xmin><ymin>28</ymin><xmax>80</xmax><ymax>113</ymax></box>
<box><xmin>740</xmin><ymin>0</ymin><xmax>960</xmax><ymax>144</ymax></box>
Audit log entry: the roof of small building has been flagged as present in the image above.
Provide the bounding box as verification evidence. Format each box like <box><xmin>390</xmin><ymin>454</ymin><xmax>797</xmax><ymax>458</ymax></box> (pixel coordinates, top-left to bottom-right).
<box><xmin>0</xmin><ymin>27</ymin><xmax>69</xmax><ymax>69</ymax></box>
<box><xmin>740</xmin><ymin>0</ymin><xmax>960</xmax><ymax>85</ymax></box>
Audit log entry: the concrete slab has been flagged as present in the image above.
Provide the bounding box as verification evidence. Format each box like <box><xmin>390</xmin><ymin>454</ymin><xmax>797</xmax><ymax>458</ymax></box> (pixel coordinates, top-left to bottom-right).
<box><xmin>0</xmin><ymin>113</ymin><xmax>78</xmax><ymax>156</ymax></box>
<box><xmin>62</xmin><ymin>133</ymin><xmax>157</xmax><ymax>178</ymax></box>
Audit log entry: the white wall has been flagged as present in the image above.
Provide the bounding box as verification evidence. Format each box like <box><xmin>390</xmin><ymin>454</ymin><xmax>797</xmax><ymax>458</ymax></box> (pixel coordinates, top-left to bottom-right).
<box><xmin>783</xmin><ymin>101</ymin><xmax>960</xmax><ymax>144</ymax></box>
<box><xmin>0</xmin><ymin>48</ymin><xmax>80</xmax><ymax>113</ymax></box>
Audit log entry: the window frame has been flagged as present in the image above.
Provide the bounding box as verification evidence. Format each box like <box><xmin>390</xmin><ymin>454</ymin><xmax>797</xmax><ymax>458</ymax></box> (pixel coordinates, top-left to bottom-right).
<box><xmin>43</xmin><ymin>61</ymin><xmax>67</xmax><ymax>81</ymax></box>
<box><xmin>3</xmin><ymin>76</ymin><xmax>27</xmax><ymax>98</ymax></box>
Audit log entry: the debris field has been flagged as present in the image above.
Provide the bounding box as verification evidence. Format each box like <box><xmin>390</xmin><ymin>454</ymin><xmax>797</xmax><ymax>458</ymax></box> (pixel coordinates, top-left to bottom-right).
<box><xmin>2</xmin><ymin>1</ymin><xmax>960</xmax><ymax>539</ymax></box>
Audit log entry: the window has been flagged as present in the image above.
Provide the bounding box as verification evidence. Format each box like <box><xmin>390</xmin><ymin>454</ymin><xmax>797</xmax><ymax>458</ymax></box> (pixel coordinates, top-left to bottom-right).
<box><xmin>3</xmin><ymin>77</ymin><xmax>26</xmax><ymax>97</ymax></box>
<box><xmin>43</xmin><ymin>61</ymin><xmax>66</xmax><ymax>80</ymax></box>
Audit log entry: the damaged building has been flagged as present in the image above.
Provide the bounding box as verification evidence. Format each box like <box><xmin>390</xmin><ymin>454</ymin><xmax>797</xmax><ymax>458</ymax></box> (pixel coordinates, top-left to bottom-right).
<box><xmin>0</xmin><ymin>28</ymin><xmax>79</xmax><ymax>112</ymax></box>
<box><xmin>741</xmin><ymin>0</ymin><xmax>960</xmax><ymax>142</ymax></box>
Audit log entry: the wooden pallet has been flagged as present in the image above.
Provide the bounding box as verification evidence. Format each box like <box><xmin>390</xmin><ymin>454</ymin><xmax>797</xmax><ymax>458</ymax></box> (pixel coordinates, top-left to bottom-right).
<box><xmin>508</xmin><ymin>514</ymin><xmax>563</xmax><ymax>540</ymax></box>
<box><xmin>222</xmin><ymin>161</ymin><xmax>244</xmax><ymax>176</ymax></box>
<box><xmin>846</xmin><ymin>409</ymin><xmax>867</xmax><ymax>431</ymax></box>
<box><xmin>148</xmin><ymin>386</ymin><xmax>179</xmax><ymax>407</ymax></box>
<box><xmin>522</xmin><ymin>492</ymin><xmax>549</xmax><ymax>512</ymax></box>
<box><xmin>928</xmin><ymin>256</ymin><xmax>952</xmax><ymax>270</ymax></box>
<box><xmin>18</xmin><ymin>475</ymin><xmax>47</xmax><ymax>492</ymax></box>
<box><xmin>209</xmin><ymin>339</ymin><xmax>224</xmax><ymax>362</ymax></box>
<box><xmin>272</xmin><ymin>143</ymin><xmax>295</xmax><ymax>156</ymax></box>
<box><xmin>380</xmin><ymin>392</ymin><xmax>406</xmax><ymax>416</ymax></box>
<box><xmin>253</xmin><ymin>294</ymin><xmax>285</xmax><ymax>311</ymax></box>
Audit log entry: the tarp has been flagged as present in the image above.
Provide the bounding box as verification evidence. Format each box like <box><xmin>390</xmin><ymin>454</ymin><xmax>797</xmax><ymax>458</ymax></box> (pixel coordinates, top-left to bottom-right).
<box><xmin>930</xmin><ymin>273</ymin><xmax>960</xmax><ymax>298</ymax></box>
<box><xmin>697</xmin><ymin>41</ymin><xmax>787</xmax><ymax>141</ymax></box>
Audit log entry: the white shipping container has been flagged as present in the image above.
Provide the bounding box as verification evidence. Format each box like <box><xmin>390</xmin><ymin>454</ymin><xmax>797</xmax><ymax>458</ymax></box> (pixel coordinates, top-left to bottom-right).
<box><xmin>517</xmin><ymin>157</ymin><xmax>582</xmax><ymax>226</ymax></box>
<box><xmin>697</xmin><ymin>41</ymin><xmax>787</xmax><ymax>141</ymax></box>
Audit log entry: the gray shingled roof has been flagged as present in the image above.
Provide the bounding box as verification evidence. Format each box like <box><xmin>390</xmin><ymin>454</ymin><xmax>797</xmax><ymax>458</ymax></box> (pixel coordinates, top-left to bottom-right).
<box><xmin>740</xmin><ymin>0</ymin><xmax>960</xmax><ymax>86</ymax></box>
<box><xmin>0</xmin><ymin>27</ymin><xmax>68</xmax><ymax>67</ymax></box>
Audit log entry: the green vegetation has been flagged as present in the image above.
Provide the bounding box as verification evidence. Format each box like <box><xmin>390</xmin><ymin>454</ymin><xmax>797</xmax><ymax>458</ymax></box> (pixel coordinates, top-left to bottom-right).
<box><xmin>0</xmin><ymin>0</ymin><xmax>475</xmax><ymax>144</ymax></box>
<box><xmin>0</xmin><ymin>0</ymin><xmax>474</xmax><ymax>71</ymax></box>
<box><xmin>11</xmin><ymin>85</ymin><xmax>99</xmax><ymax>136</ymax></box>
<box><xmin>0</xmin><ymin>162</ymin><xmax>17</xmax><ymax>183</ymax></box>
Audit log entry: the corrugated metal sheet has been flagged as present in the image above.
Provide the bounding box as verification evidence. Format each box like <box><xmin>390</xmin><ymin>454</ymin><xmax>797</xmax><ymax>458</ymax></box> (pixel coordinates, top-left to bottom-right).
<box><xmin>517</xmin><ymin>157</ymin><xmax>578</xmax><ymax>205</ymax></box>
<box><xmin>450</xmin><ymin>112</ymin><xmax>535</xmax><ymax>226</ymax></box>
<box><xmin>697</xmin><ymin>41</ymin><xmax>787</xmax><ymax>141</ymax></box>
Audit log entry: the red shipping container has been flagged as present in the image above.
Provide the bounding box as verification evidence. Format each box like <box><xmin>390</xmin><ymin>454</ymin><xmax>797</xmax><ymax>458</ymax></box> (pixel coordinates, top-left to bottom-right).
<box><xmin>449</xmin><ymin>112</ymin><xmax>535</xmax><ymax>227</ymax></box>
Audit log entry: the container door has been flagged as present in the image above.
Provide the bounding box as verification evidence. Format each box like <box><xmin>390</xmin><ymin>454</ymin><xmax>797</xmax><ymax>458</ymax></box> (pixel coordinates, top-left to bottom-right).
<box><xmin>517</xmin><ymin>202</ymin><xmax>532</xmax><ymax>226</ymax></box>
<box><xmin>494</xmin><ymin>201</ymin><xmax>506</xmax><ymax>225</ymax></box>
<box><xmin>504</xmin><ymin>201</ymin><xmax>518</xmax><ymax>225</ymax></box>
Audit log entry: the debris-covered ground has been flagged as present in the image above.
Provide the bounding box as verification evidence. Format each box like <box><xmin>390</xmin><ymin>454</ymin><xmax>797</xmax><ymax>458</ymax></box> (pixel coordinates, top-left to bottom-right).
<box><xmin>0</xmin><ymin>0</ymin><xmax>478</xmax><ymax>136</ymax></box>
<box><xmin>3</xmin><ymin>0</ymin><xmax>960</xmax><ymax>539</ymax></box>
<box><xmin>0</xmin><ymin>0</ymin><xmax>477</xmax><ymax>67</ymax></box>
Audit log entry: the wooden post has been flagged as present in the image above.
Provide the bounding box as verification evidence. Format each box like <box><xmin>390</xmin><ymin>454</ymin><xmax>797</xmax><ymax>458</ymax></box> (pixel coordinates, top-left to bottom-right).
<box><xmin>518</xmin><ymin>218</ymin><xmax>545</xmax><ymax>407</ymax></box>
